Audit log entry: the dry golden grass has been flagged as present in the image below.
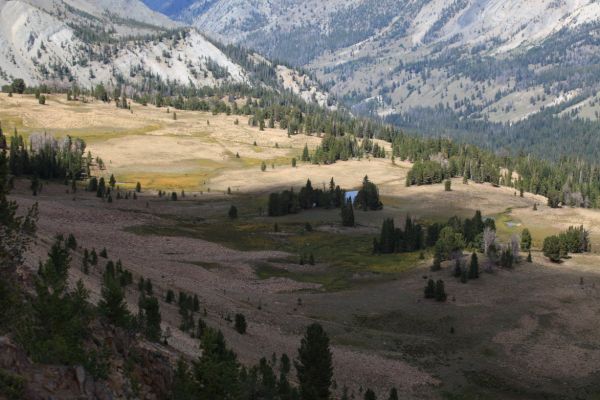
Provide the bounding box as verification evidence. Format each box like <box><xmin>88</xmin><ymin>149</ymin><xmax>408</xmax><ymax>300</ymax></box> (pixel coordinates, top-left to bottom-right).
<box><xmin>3</xmin><ymin>93</ymin><xmax>600</xmax><ymax>249</ymax></box>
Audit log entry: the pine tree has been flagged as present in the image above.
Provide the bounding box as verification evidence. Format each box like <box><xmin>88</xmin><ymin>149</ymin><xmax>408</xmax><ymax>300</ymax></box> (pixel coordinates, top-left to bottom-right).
<box><xmin>527</xmin><ymin>250</ymin><xmax>532</xmax><ymax>263</ymax></box>
<box><xmin>234</xmin><ymin>313</ymin><xmax>247</xmax><ymax>334</ymax></box>
<box><xmin>97</xmin><ymin>177</ymin><xmax>106</xmax><ymax>198</ymax></box>
<box><xmin>194</xmin><ymin>329</ymin><xmax>241</xmax><ymax>398</ymax></box>
<box><xmin>82</xmin><ymin>249</ymin><xmax>89</xmax><ymax>274</ymax></box>
<box><xmin>301</xmin><ymin>144</ymin><xmax>310</xmax><ymax>162</ymax></box>
<box><xmin>66</xmin><ymin>233</ymin><xmax>77</xmax><ymax>250</ymax></box>
<box><xmin>468</xmin><ymin>252</ymin><xmax>479</xmax><ymax>279</ymax></box>
<box><xmin>424</xmin><ymin>279</ymin><xmax>435</xmax><ymax>299</ymax></box>
<box><xmin>228</xmin><ymin>205</ymin><xmax>238</xmax><ymax>219</ymax></box>
<box><xmin>296</xmin><ymin>323</ymin><xmax>333</xmax><ymax>400</ymax></box>
<box><xmin>139</xmin><ymin>296</ymin><xmax>161</xmax><ymax>341</ymax></box>
<box><xmin>435</xmin><ymin>280</ymin><xmax>447</xmax><ymax>302</ymax></box>
<box><xmin>145</xmin><ymin>278</ymin><xmax>153</xmax><ymax>295</ymax></box>
<box><xmin>135</xmin><ymin>182</ymin><xmax>141</xmax><ymax>193</ymax></box>
<box><xmin>543</xmin><ymin>235</ymin><xmax>562</xmax><ymax>262</ymax></box>
<box><xmin>98</xmin><ymin>275</ymin><xmax>131</xmax><ymax>328</ymax></box>
<box><xmin>521</xmin><ymin>228</ymin><xmax>532</xmax><ymax>251</ymax></box>
<box><xmin>364</xmin><ymin>389</ymin><xmax>377</xmax><ymax>400</ymax></box>
<box><xmin>109</xmin><ymin>174</ymin><xmax>116</xmax><ymax>189</ymax></box>
<box><xmin>193</xmin><ymin>294</ymin><xmax>200</xmax><ymax>312</ymax></box>
<box><xmin>261</xmin><ymin>161</ymin><xmax>267</xmax><ymax>172</ymax></box>
<box><xmin>166</xmin><ymin>289</ymin><xmax>175</xmax><ymax>303</ymax></box>
<box><xmin>341</xmin><ymin>200</ymin><xmax>355</xmax><ymax>227</ymax></box>
<box><xmin>90</xmin><ymin>248</ymin><xmax>98</xmax><ymax>265</ymax></box>
<box><xmin>29</xmin><ymin>237</ymin><xmax>92</xmax><ymax>364</ymax></box>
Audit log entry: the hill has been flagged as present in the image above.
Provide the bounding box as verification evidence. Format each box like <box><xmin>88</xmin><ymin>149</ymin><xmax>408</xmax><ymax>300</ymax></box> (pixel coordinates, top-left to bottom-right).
<box><xmin>4</xmin><ymin>93</ymin><xmax>600</xmax><ymax>398</ymax></box>
<box><xmin>0</xmin><ymin>0</ymin><xmax>333</xmax><ymax>109</ymax></box>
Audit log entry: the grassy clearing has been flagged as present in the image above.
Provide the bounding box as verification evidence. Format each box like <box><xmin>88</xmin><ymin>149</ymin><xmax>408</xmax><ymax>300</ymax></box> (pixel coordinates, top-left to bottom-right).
<box><xmin>126</xmin><ymin>212</ymin><xmax>426</xmax><ymax>291</ymax></box>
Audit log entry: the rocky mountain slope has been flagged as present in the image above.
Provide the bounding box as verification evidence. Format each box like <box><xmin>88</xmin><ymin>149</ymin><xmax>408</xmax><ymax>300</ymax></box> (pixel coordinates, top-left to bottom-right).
<box><xmin>0</xmin><ymin>0</ymin><xmax>334</xmax><ymax>108</ymax></box>
<box><xmin>0</xmin><ymin>0</ymin><xmax>250</xmax><ymax>89</ymax></box>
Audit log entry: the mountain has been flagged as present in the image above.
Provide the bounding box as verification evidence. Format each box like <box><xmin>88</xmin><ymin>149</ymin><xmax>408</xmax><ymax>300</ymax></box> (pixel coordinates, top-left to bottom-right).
<box><xmin>0</xmin><ymin>0</ymin><xmax>333</xmax><ymax>109</ymax></box>
<box><xmin>0</xmin><ymin>0</ymin><xmax>252</xmax><ymax>89</ymax></box>
<box><xmin>144</xmin><ymin>0</ymin><xmax>600</xmax><ymax>160</ymax></box>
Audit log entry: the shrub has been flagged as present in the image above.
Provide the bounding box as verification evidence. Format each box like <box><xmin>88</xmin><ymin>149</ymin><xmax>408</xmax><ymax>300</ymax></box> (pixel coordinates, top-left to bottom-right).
<box><xmin>234</xmin><ymin>313</ymin><xmax>247</xmax><ymax>334</ymax></box>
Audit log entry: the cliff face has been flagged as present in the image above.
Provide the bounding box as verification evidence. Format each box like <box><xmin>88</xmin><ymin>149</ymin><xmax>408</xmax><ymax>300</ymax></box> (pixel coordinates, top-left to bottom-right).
<box><xmin>0</xmin><ymin>321</ymin><xmax>176</xmax><ymax>399</ymax></box>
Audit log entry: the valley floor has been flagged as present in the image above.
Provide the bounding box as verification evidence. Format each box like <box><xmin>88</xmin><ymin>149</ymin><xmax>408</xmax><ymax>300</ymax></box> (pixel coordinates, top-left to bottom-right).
<box><xmin>6</xmin><ymin>93</ymin><xmax>600</xmax><ymax>398</ymax></box>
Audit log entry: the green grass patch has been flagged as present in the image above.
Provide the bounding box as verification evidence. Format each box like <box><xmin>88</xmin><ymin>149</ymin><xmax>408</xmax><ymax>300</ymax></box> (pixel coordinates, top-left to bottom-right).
<box><xmin>126</xmin><ymin>214</ymin><xmax>425</xmax><ymax>291</ymax></box>
<box><xmin>253</xmin><ymin>262</ymin><xmax>353</xmax><ymax>291</ymax></box>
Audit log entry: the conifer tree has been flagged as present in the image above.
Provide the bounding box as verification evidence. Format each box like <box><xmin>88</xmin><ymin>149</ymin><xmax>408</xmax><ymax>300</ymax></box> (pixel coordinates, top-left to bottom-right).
<box><xmin>97</xmin><ymin>177</ymin><xmax>106</xmax><ymax>198</ymax></box>
<box><xmin>301</xmin><ymin>144</ymin><xmax>310</xmax><ymax>162</ymax></box>
<box><xmin>468</xmin><ymin>252</ymin><xmax>479</xmax><ymax>279</ymax></box>
<box><xmin>98</xmin><ymin>275</ymin><xmax>131</xmax><ymax>328</ymax></box>
<box><xmin>193</xmin><ymin>294</ymin><xmax>200</xmax><ymax>312</ymax></box>
<box><xmin>543</xmin><ymin>236</ymin><xmax>561</xmax><ymax>262</ymax></box>
<box><xmin>296</xmin><ymin>323</ymin><xmax>333</xmax><ymax>400</ymax></box>
<box><xmin>228</xmin><ymin>205</ymin><xmax>238</xmax><ymax>219</ymax></box>
<box><xmin>341</xmin><ymin>200</ymin><xmax>355</xmax><ymax>227</ymax></box>
<box><xmin>90</xmin><ymin>248</ymin><xmax>98</xmax><ymax>265</ymax></box>
<box><xmin>234</xmin><ymin>313</ymin><xmax>247</xmax><ymax>334</ymax></box>
<box><xmin>29</xmin><ymin>237</ymin><xmax>91</xmax><ymax>364</ymax></box>
<box><xmin>82</xmin><ymin>249</ymin><xmax>89</xmax><ymax>274</ymax></box>
<box><xmin>435</xmin><ymin>280</ymin><xmax>447</xmax><ymax>302</ymax></box>
<box><xmin>139</xmin><ymin>296</ymin><xmax>161</xmax><ymax>342</ymax></box>
<box><xmin>364</xmin><ymin>389</ymin><xmax>377</xmax><ymax>400</ymax></box>
<box><xmin>165</xmin><ymin>289</ymin><xmax>175</xmax><ymax>303</ymax></box>
<box><xmin>145</xmin><ymin>278</ymin><xmax>153</xmax><ymax>295</ymax></box>
<box><xmin>521</xmin><ymin>228</ymin><xmax>532</xmax><ymax>251</ymax></box>
<box><xmin>194</xmin><ymin>329</ymin><xmax>241</xmax><ymax>398</ymax></box>
<box><xmin>424</xmin><ymin>279</ymin><xmax>435</xmax><ymax>299</ymax></box>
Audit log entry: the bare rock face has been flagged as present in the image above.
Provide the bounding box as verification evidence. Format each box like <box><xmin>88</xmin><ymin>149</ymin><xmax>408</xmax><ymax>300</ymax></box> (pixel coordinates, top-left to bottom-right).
<box><xmin>0</xmin><ymin>321</ymin><xmax>176</xmax><ymax>399</ymax></box>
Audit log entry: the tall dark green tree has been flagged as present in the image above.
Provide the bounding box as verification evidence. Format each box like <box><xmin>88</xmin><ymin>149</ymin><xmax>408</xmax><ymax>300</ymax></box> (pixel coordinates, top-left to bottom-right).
<box><xmin>543</xmin><ymin>236</ymin><xmax>562</xmax><ymax>262</ymax></box>
<box><xmin>435</xmin><ymin>280</ymin><xmax>447</xmax><ymax>302</ymax></box>
<box><xmin>341</xmin><ymin>200</ymin><xmax>355</xmax><ymax>227</ymax></box>
<box><xmin>193</xmin><ymin>328</ymin><xmax>241</xmax><ymax>399</ymax></box>
<box><xmin>98</xmin><ymin>275</ymin><xmax>131</xmax><ymax>328</ymax></box>
<box><xmin>138</xmin><ymin>295</ymin><xmax>161</xmax><ymax>341</ymax></box>
<box><xmin>468</xmin><ymin>252</ymin><xmax>479</xmax><ymax>279</ymax></box>
<box><xmin>521</xmin><ymin>228</ymin><xmax>532</xmax><ymax>251</ymax></box>
<box><xmin>364</xmin><ymin>389</ymin><xmax>377</xmax><ymax>400</ymax></box>
<box><xmin>296</xmin><ymin>323</ymin><xmax>333</xmax><ymax>400</ymax></box>
<box><xmin>355</xmin><ymin>176</ymin><xmax>383</xmax><ymax>211</ymax></box>
<box><xmin>27</xmin><ymin>237</ymin><xmax>91</xmax><ymax>364</ymax></box>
